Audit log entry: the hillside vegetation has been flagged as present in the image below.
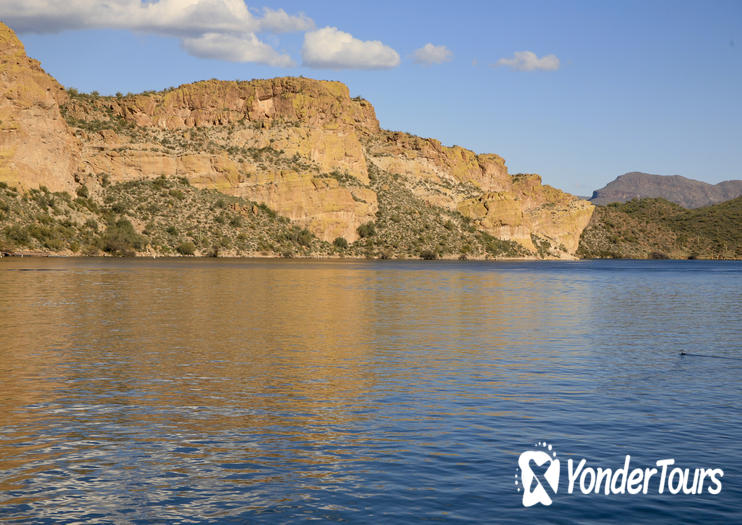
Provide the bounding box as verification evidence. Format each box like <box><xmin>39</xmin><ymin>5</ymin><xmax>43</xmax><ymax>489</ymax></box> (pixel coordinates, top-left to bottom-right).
<box><xmin>0</xmin><ymin>166</ymin><xmax>527</xmax><ymax>259</ymax></box>
<box><xmin>577</xmin><ymin>197</ymin><xmax>742</xmax><ymax>259</ymax></box>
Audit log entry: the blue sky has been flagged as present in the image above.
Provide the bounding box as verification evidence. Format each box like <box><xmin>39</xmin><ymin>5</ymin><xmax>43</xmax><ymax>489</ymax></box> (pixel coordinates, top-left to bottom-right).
<box><xmin>3</xmin><ymin>0</ymin><xmax>740</xmax><ymax>194</ymax></box>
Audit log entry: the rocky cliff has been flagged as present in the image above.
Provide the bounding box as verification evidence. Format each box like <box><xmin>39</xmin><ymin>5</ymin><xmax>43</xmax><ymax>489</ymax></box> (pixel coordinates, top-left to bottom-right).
<box><xmin>0</xmin><ymin>22</ymin><xmax>593</xmax><ymax>257</ymax></box>
<box><xmin>0</xmin><ymin>23</ymin><xmax>79</xmax><ymax>193</ymax></box>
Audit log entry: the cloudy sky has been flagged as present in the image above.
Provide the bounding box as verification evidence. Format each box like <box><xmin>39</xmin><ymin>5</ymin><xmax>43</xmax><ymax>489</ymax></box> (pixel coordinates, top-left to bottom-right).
<box><xmin>2</xmin><ymin>0</ymin><xmax>740</xmax><ymax>194</ymax></box>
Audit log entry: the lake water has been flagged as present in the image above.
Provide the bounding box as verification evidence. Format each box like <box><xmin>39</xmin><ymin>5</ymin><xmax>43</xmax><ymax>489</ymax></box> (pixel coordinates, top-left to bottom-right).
<box><xmin>0</xmin><ymin>258</ymin><xmax>740</xmax><ymax>523</ymax></box>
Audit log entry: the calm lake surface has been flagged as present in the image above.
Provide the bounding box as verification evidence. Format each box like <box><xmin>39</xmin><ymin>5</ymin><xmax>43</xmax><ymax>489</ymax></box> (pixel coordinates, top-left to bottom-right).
<box><xmin>0</xmin><ymin>258</ymin><xmax>740</xmax><ymax>523</ymax></box>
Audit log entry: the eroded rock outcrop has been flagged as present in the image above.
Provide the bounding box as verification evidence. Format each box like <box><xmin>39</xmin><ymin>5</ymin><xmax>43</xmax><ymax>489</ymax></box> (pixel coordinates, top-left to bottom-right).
<box><xmin>0</xmin><ymin>23</ymin><xmax>79</xmax><ymax>192</ymax></box>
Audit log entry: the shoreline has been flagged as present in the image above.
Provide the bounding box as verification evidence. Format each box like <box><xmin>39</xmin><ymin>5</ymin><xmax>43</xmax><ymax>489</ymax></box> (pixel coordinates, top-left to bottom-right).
<box><xmin>2</xmin><ymin>250</ymin><xmax>739</xmax><ymax>262</ymax></box>
<box><xmin>0</xmin><ymin>250</ymin><xmax>543</xmax><ymax>261</ymax></box>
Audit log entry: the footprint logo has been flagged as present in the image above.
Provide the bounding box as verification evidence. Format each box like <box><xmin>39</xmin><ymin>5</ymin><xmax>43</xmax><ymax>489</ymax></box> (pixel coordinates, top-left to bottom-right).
<box><xmin>515</xmin><ymin>442</ymin><xmax>560</xmax><ymax>507</ymax></box>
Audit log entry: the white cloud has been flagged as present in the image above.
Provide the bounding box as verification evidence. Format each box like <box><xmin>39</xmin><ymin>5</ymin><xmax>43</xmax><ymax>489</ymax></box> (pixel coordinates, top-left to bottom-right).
<box><xmin>0</xmin><ymin>1</ymin><xmax>311</xmax><ymax>66</ymax></box>
<box><xmin>412</xmin><ymin>43</ymin><xmax>452</xmax><ymax>65</ymax></box>
<box><xmin>495</xmin><ymin>51</ymin><xmax>560</xmax><ymax>71</ymax></box>
<box><xmin>182</xmin><ymin>33</ymin><xmax>294</xmax><ymax>67</ymax></box>
<box><xmin>257</xmin><ymin>7</ymin><xmax>313</xmax><ymax>33</ymax></box>
<box><xmin>302</xmin><ymin>26</ymin><xmax>400</xmax><ymax>69</ymax></box>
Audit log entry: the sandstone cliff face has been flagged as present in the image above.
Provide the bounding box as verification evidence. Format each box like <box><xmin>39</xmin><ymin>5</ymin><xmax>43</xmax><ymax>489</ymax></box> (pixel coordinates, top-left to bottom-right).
<box><xmin>0</xmin><ymin>23</ymin><xmax>79</xmax><ymax>192</ymax></box>
<box><xmin>366</xmin><ymin>133</ymin><xmax>592</xmax><ymax>256</ymax></box>
<box><xmin>1</xmin><ymin>22</ymin><xmax>593</xmax><ymax>255</ymax></box>
<box><xmin>457</xmin><ymin>174</ymin><xmax>594</xmax><ymax>255</ymax></box>
<box><xmin>64</xmin><ymin>77</ymin><xmax>380</xmax><ymax>242</ymax></box>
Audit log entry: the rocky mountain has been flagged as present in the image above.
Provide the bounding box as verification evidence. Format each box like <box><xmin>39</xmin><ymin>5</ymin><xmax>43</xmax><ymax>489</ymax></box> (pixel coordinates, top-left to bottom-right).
<box><xmin>590</xmin><ymin>172</ymin><xmax>742</xmax><ymax>208</ymax></box>
<box><xmin>0</xmin><ymin>22</ymin><xmax>593</xmax><ymax>258</ymax></box>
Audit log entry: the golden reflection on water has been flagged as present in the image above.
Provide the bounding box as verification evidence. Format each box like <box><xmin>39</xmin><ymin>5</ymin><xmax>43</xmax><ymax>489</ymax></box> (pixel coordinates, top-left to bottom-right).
<box><xmin>0</xmin><ymin>258</ymin><xmax>596</xmax><ymax>518</ymax></box>
<box><xmin>0</xmin><ymin>259</ymin><xmax>595</xmax><ymax>417</ymax></box>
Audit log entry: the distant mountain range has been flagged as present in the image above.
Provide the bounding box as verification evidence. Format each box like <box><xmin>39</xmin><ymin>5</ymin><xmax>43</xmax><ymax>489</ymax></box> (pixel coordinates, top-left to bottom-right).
<box><xmin>589</xmin><ymin>172</ymin><xmax>742</xmax><ymax>209</ymax></box>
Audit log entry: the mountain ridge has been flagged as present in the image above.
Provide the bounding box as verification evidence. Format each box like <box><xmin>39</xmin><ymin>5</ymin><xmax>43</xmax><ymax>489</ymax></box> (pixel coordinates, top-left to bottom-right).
<box><xmin>590</xmin><ymin>172</ymin><xmax>742</xmax><ymax>208</ymax></box>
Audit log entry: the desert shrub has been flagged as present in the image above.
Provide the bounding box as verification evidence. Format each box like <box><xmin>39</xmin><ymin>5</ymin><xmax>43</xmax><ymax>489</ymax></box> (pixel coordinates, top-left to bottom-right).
<box><xmin>75</xmin><ymin>197</ymin><xmax>99</xmax><ymax>213</ymax></box>
<box><xmin>76</xmin><ymin>185</ymin><xmax>89</xmax><ymax>199</ymax></box>
<box><xmin>152</xmin><ymin>176</ymin><xmax>169</xmax><ymax>189</ymax></box>
<box><xmin>420</xmin><ymin>249</ymin><xmax>438</xmax><ymax>260</ymax></box>
<box><xmin>99</xmin><ymin>218</ymin><xmax>145</xmax><ymax>256</ymax></box>
<box><xmin>357</xmin><ymin>221</ymin><xmax>376</xmax><ymax>238</ymax></box>
<box><xmin>4</xmin><ymin>225</ymin><xmax>29</xmax><ymax>244</ymax></box>
<box><xmin>110</xmin><ymin>202</ymin><xmax>127</xmax><ymax>214</ymax></box>
<box><xmin>297</xmin><ymin>229</ymin><xmax>313</xmax><ymax>247</ymax></box>
<box><xmin>168</xmin><ymin>189</ymin><xmax>185</xmax><ymax>201</ymax></box>
<box><xmin>256</xmin><ymin>202</ymin><xmax>277</xmax><ymax>218</ymax></box>
<box><xmin>176</xmin><ymin>241</ymin><xmax>196</xmax><ymax>256</ymax></box>
<box><xmin>333</xmin><ymin>237</ymin><xmax>348</xmax><ymax>249</ymax></box>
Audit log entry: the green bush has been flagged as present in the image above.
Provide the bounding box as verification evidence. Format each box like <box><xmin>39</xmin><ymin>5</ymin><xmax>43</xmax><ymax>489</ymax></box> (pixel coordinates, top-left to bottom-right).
<box><xmin>297</xmin><ymin>229</ymin><xmax>313</xmax><ymax>247</ymax></box>
<box><xmin>99</xmin><ymin>219</ymin><xmax>145</xmax><ymax>256</ymax></box>
<box><xmin>256</xmin><ymin>202</ymin><xmax>277</xmax><ymax>218</ymax></box>
<box><xmin>152</xmin><ymin>176</ymin><xmax>169</xmax><ymax>189</ymax></box>
<box><xmin>168</xmin><ymin>189</ymin><xmax>185</xmax><ymax>201</ymax></box>
<box><xmin>176</xmin><ymin>241</ymin><xmax>196</xmax><ymax>256</ymax></box>
<box><xmin>110</xmin><ymin>202</ymin><xmax>127</xmax><ymax>214</ymax></box>
<box><xmin>357</xmin><ymin>221</ymin><xmax>376</xmax><ymax>238</ymax></box>
<box><xmin>4</xmin><ymin>225</ymin><xmax>29</xmax><ymax>244</ymax></box>
<box><xmin>76</xmin><ymin>185</ymin><xmax>89</xmax><ymax>199</ymax></box>
<box><xmin>333</xmin><ymin>237</ymin><xmax>348</xmax><ymax>249</ymax></box>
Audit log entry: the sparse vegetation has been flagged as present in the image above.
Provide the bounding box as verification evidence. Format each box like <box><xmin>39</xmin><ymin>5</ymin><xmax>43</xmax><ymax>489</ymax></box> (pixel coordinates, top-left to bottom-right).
<box><xmin>356</xmin><ymin>221</ymin><xmax>376</xmax><ymax>238</ymax></box>
<box><xmin>578</xmin><ymin>197</ymin><xmax>742</xmax><ymax>259</ymax></box>
<box><xmin>345</xmin><ymin>163</ymin><xmax>528</xmax><ymax>259</ymax></box>
<box><xmin>0</xmin><ymin>178</ymin><xmax>330</xmax><ymax>257</ymax></box>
